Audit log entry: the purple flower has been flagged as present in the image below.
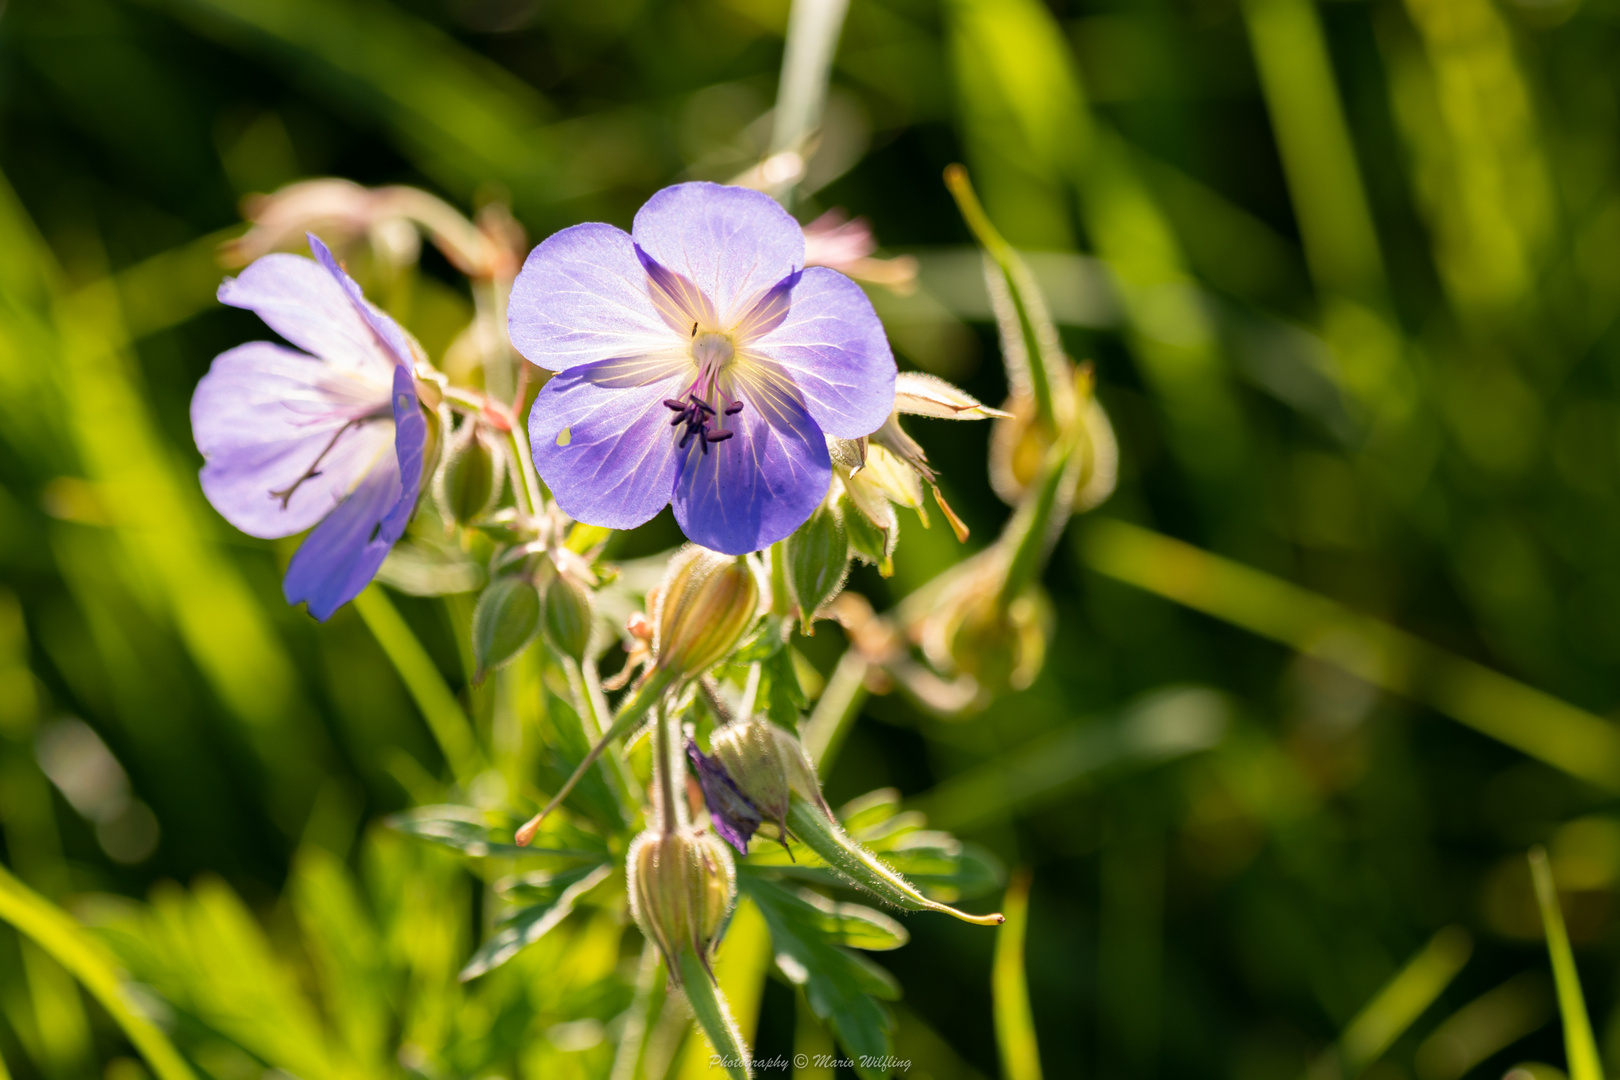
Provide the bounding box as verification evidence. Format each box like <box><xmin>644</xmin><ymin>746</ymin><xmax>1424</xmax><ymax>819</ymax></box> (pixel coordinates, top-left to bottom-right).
<box><xmin>509</xmin><ymin>182</ymin><xmax>896</xmax><ymax>555</ymax></box>
<box><xmin>191</xmin><ymin>235</ymin><xmax>427</xmax><ymax>621</ymax></box>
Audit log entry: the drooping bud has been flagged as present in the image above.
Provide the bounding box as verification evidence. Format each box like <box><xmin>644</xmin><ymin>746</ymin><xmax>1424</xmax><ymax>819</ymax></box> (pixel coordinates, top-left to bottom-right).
<box><xmin>654</xmin><ymin>549</ymin><xmax>760</xmax><ymax>678</ymax></box>
<box><xmin>627</xmin><ymin>828</ymin><xmax>737</xmax><ymax>981</ymax></box>
<box><xmin>434</xmin><ymin>420</ymin><xmax>503</xmax><ymax>526</ymax></box>
<box><xmin>471</xmin><ymin>574</ymin><xmax>541</xmax><ymax>683</ymax></box>
<box><xmin>688</xmin><ymin>718</ymin><xmax>828</xmax><ymax>853</ymax></box>
<box><xmin>542</xmin><ymin>572</ymin><xmax>593</xmax><ymax>662</ymax></box>
<box><xmin>784</xmin><ymin>501</ymin><xmax>849</xmax><ymax>635</ymax></box>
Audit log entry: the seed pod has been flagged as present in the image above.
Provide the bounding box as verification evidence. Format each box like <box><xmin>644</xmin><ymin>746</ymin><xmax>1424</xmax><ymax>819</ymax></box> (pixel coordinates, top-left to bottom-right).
<box><xmin>627</xmin><ymin>828</ymin><xmax>736</xmax><ymax>981</ymax></box>
<box><xmin>435</xmin><ymin>421</ymin><xmax>503</xmax><ymax>526</ymax></box>
<box><xmin>472</xmin><ymin>574</ymin><xmax>541</xmax><ymax>682</ymax></box>
<box><xmin>784</xmin><ymin>502</ymin><xmax>849</xmax><ymax>635</ymax></box>
<box><xmin>542</xmin><ymin>572</ymin><xmax>593</xmax><ymax>662</ymax></box>
<box><xmin>654</xmin><ymin>549</ymin><xmax>759</xmax><ymax>678</ymax></box>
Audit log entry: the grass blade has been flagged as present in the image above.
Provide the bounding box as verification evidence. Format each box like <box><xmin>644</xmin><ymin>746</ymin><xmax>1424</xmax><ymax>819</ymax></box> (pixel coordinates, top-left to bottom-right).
<box><xmin>992</xmin><ymin>869</ymin><xmax>1041</xmax><ymax>1080</ymax></box>
<box><xmin>1335</xmin><ymin>927</ymin><xmax>1471</xmax><ymax>1075</ymax></box>
<box><xmin>353</xmin><ymin>584</ymin><xmax>483</xmax><ymax>787</ymax></box>
<box><xmin>1082</xmin><ymin>518</ymin><xmax>1620</xmax><ymax>790</ymax></box>
<box><xmin>1529</xmin><ymin>846</ymin><xmax>1603</xmax><ymax>1080</ymax></box>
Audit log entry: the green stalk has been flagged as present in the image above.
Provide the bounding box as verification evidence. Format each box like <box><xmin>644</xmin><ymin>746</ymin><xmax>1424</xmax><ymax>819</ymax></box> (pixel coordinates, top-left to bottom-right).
<box><xmin>679</xmin><ymin>949</ymin><xmax>752</xmax><ymax>1080</ymax></box>
<box><xmin>786</xmin><ymin>795</ymin><xmax>1003</xmax><ymax>926</ymax></box>
<box><xmin>516</xmin><ymin>666</ymin><xmax>675</xmax><ymax>844</ymax></box>
<box><xmin>995</xmin><ymin>425</ymin><xmax>1081</xmax><ymax>609</ymax></box>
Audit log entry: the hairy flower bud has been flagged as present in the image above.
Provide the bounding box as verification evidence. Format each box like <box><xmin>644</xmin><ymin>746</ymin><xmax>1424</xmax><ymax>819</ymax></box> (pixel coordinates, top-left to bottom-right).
<box><xmin>654</xmin><ymin>549</ymin><xmax>759</xmax><ymax>678</ymax></box>
<box><xmin>990</xmin><ymin>365</ymin><xmax>1117</xmax><ymax>512</ymax></box>
<box><xmin>784</xmin><ymin>502</ymin><xmax>849</xmax><ymax>635</ymax></box>
<box><xmin>542</xmin><ymin>572</ymin><xmax>593</xmax><ymax>662</ymax></box>
<box><xmin>688</xmin><ymin>718</ymin><xmax>828</xmax><ymax>853</ymax></box>
<box><xmin>434</xmin><ymin>421</ymin><xmax>502</xmax><ymax>526</ymax></box>
<box><xmin>472</xmin><ymin>574</ymin><xmax>541</xmax><ymax>683</ymax></box>
<box><xmin>627</xmin><ymin>828</ymin><xmax>736</xmax><ymax>980</ymax></box>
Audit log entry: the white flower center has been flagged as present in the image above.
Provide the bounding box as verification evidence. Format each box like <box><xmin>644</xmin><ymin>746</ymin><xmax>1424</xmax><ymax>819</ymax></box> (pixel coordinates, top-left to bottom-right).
<box><xmin>691</xmin><ymin>331</ymin><xmax>734</xmax><ymax>374</ymax></box>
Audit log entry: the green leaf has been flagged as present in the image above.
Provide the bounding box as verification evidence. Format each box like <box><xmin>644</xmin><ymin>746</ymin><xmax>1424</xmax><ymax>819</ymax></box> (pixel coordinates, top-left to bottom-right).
<box><xmin>741</xmin><ymin>875</ymin><xmax>898</xmax><ymax>1080</ymax></box>
<box><xmin>386</xmin><ymin>804</ymin><xmax>604</xmax><ymax>859</ymax></box>
<box><xmin>460</xmin><ymin>863</ymin><xmax>612</xmax><ymax>980</ymax></box>
<box><xmin>742</xmin><ymin>877</ymin><xmax>907</xmax><ymax>952</ymax></box>
<box><xmin>759</xmin><ymin>647</ymin><xmax>807</xmax><ymax>728</ymax></box>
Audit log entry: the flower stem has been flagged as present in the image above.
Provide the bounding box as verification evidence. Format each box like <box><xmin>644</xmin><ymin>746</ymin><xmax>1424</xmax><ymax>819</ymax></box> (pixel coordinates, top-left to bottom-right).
<box><xmin>678</xmin><ymin>949</ymin><xmax>752</xmax><ymax>1080</ymax></box>
<box><xmin>655</xmin><ymin>701</ymin><xmax>679</xmax><ymax>835</ymax></box>
<box><xmin>516</xmin><ymin>666</ymin><xmax>676</xmax><ymax>844</ymax></box>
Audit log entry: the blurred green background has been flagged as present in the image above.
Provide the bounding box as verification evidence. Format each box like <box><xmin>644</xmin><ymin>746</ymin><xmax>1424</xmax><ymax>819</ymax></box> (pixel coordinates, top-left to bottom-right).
<box><xmin>4</xmin><ymin>0</ymin><xmax>1620</xmax><ymax>1076</ymax></box>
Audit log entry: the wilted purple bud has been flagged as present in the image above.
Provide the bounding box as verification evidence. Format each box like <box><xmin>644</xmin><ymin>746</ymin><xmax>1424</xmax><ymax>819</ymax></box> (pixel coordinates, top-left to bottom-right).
<box><xmin>687</xmin><ymin>718</ymin><xmax>828</xmax><ymax>855</ymax></box>
<box><xmin>190</xmin><ymin>234</ymin><xmax>427</xmax><ymax>620</ymax></box>
<box><xmin>508</xmin><ymin>182</ymin><xmax>897</xmax><ymax>555</ymax></box>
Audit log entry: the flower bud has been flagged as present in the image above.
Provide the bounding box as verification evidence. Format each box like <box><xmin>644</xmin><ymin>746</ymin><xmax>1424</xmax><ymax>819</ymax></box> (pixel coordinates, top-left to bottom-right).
<box><xmin>784</xmin><ymin>502</ymin><xmax>849</xmax><ymax>636</ymax></box>
<box><xmin>627</xmin><ymin>828</ymin><xmax>736</xmax><ymax>980</ymax></box>
<box><xmin>654</xmin><ymin>549</ymin><xmax>759</xmax><ymax>677</ymax></box>
<box><xmin>434</xmin><ymin>421</ymin><xmax>503</xmax><ymax>526</ymax></box>
<box><xmin>688</xmin><ymin>718</ymin><xmax>828</xmax><ymax>853</ymax></box>
<box><xmin>471</xmin><ymin>574</ymin><xmax>541</xmax><ymax>683</ymax></box>
<box><xmin>542</xmin><ymin>572</ymin><xmax>593</xmax><ymax>662</ymax></box>
<box><xmin>990</xmin><ymin>366</ymin><xmax>1117</xmax><ymax>512</ymax></box>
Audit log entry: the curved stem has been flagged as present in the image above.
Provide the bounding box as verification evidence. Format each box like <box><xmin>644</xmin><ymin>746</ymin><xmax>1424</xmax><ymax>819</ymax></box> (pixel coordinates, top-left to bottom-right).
<box><xmin>516</xmin><ymin>666</ymin><xmax>676</xmax><ymax>844</ymax></box>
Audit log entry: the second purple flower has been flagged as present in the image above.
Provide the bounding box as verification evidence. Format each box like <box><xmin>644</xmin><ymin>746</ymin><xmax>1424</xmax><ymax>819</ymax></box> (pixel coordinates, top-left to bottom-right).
<box><xmin>508</xmin><ymin>182</ymin><xmax>896</xmax><ymax>555</ymax></box>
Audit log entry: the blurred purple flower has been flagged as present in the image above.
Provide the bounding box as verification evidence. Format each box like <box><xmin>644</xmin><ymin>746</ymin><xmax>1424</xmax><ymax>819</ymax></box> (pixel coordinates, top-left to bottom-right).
<box><xmin>191</xmin><ymin>235</ymin><xmax>426</xmax><ymax>620</ymax></box>
<box><xmin>509</xmin><ymin>182</ymin><xmax>896</xmax><ymax>554</ymax></box>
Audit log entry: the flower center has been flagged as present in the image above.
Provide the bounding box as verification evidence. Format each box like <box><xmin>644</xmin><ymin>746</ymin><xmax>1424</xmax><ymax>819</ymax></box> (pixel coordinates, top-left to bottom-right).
<box><xmin>666</xmin><ymin>332</ymin><xmax>744</xmax><ymax>456</ymax></box>
<box><xmin>691</xmin><ymin>331</ymin><xmax>734</xmax><ymax>373</ymax></box>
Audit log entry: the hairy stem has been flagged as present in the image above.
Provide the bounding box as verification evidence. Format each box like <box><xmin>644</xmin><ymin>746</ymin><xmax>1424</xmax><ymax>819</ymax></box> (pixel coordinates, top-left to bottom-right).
<box><xmin>678</xmin><ymin>949</ymin><xmax>751</xmax><ymax>1080</ymax></box>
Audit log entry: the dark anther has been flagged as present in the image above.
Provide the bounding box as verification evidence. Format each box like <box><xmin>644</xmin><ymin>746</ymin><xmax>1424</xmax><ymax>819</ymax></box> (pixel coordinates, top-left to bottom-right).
<box><xmin>691</xmin><ymin>321</ymin><xmax>699</xmax><ymax>338</ymax></box>
<box><xmin>665</xmin><ymin>392</ymin><xmax>736</xmax><ymax>454</ymax></box>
